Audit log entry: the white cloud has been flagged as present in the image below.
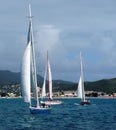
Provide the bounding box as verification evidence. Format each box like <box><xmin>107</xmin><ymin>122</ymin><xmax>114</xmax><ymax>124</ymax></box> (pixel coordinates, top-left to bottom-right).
<box><xmin>36</xmin><ymin>25</ymin><xmax>61</xmax><ymax>53</ymax></box>
<box><xmin>34</xmin><ymin>22</ymin><xmax>116</xmax><ymax>81</ymax></box>
<box><xmin>1</xmin><ymin>0</ymin><xmax>116</xmax><ymax>81</ymax></box>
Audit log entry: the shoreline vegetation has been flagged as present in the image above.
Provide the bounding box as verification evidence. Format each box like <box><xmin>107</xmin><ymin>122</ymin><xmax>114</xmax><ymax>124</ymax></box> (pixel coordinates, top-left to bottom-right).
<box><xmin>0</xmin><ymin>82</ymin><xmax>116</xmax><ymax>98</ymax></box>
<box><xmin>0</xmin><ymin>85</ymin><xmax>116</xmax><ymax>99</ymax></box>
<box><xmin>0</xmin><ymin>70</ymin><xmax>116</xmax><ymax>98</ymax></box>
<box><xmin>0</xmin><ymin>96</ymin><xmax>116</xmax><ymax>99</ymax></box>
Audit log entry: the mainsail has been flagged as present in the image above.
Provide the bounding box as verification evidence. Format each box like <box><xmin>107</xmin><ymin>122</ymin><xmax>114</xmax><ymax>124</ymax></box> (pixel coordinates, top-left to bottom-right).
<box><xmin>21</xmin><ymin>42</ymin><xmax>31</xmax><ymax>103</ymax></box>
<box><xmin>77</xmin><ymin>76</ymin><xmax>82</xmax><ymax>98</ymax></box>
<box><xmin>41</xmin><ymin>65</ymin><xmax>47</xmax><ymax>97</ymax></box>
<box><xmin>77</xmin><ymin>52</ymin><xmax>85</xmax><ymax>101</ymax></box>
<box><xmin>47</xmin><ymin>52</ymin><xmax>53</xmax><ymax>100</ymax></box>
<box><xmin>80</xmin><ymin>52</ymin><xmax>85</xmax><ymax>101</ymax></box>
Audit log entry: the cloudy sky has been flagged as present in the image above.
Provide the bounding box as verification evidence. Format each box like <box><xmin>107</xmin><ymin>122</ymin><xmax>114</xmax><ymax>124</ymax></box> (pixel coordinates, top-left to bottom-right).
<box><xmin>1</xmin><ymin>0</ymin><xmax>116</xmax><ymax>82</ymax></box>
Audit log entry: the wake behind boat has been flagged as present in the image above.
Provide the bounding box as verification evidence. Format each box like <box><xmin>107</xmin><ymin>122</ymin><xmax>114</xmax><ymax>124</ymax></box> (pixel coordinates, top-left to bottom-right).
<box><xmin>77</xmin><ymin>52</ymin><xmax>90</xmax><ymax>106</ymax></box>
<box><xmin>21</xmin><ymin>4</ymin><xmax>51</xmax><ymax>114</ymax></box>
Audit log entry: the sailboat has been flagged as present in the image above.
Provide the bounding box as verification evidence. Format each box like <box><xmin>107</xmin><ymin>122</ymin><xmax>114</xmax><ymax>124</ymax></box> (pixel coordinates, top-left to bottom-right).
<box><xmin>77</xmin><ymin>52</ymin><xmax>90</xmax><ymax>105</ymax></box>
<box><xmin>21</xmin><ymin>4</ymin><xmax>51</xmax><ymax>114</ymax></box>
<box><xmin>42</xmin><ymin>51</ymin><xmax>62</xmax><ymax>105</ymax></box>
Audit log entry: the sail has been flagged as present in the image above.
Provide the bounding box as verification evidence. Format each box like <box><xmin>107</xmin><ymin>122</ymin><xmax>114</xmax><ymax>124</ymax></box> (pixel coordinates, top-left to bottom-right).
<box><xmin>47</xmin><ymin>52</ymin><xmax>53</xmax><ymax>100</ymax></box>
<box><xmin>80</xmin><ymin>52</ymin><xmax>85</xmax><ymax>101</ymax></box>
<box><xmin>77</xmin><ymin>76</ymin><xmax>82</xmax><ymax>98</ymax></box>
<box><xmin>41</xmin><ymin>65</ymin><xmax>47</xmax><ymax>97</ymax></box>
<box><xmin>21</xmin><ymin>42</ymin><xmax>31</xmax><ymax>103</ymax></box>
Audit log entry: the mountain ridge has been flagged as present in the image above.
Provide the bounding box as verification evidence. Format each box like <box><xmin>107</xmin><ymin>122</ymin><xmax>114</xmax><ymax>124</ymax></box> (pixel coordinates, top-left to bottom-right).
<box><xmin>0</xmin><ymin>70</ymin><xmax>116</xmax><ymax>94</ymax></box>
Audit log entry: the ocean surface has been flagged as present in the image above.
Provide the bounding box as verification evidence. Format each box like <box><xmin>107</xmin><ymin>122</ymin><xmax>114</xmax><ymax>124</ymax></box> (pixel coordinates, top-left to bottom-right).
<box><xmin>0</xmin><ymin>98</ymin><xmax>116</xmax><ymax>130</ymax></box>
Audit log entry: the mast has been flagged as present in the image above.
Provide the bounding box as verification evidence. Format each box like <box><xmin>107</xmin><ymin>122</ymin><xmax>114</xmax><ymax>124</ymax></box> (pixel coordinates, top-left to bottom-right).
<box><xmin>28</xmin><ymin>4</ymin><xmax>39</xmax><ymax>107</ymax></box>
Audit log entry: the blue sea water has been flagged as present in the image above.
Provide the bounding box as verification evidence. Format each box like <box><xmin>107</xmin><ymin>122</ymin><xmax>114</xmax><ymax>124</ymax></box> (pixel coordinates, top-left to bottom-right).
<box><xmin>0</xmin><ymin>98</ymin><xmax>116</xmax><ymax>130</ymax></box>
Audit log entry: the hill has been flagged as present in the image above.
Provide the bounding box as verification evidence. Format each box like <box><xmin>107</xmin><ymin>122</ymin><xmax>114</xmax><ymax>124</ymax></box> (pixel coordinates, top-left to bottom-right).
<box><xmin>0</xmin><ymin>70</ymin><xmax>116</xmax><ymax>94</ymax></box>
<box><xmin>85</xmin><ymin>78</ymin><xmax>116</xmax><ymax>94</ymax></box>
<box><xmin>0</xmin><ymin>70</ymin><xmax>20</xmax><ymax>84</ymax></box>
<box><xmin>0</xmin><ymin>70</ymin><xmax>44</xmax><ymax>85</ymax></box>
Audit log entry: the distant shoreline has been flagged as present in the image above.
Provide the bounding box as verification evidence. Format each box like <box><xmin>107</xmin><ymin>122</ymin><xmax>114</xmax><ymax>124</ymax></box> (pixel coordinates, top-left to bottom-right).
<box><xmin>0</xmin><ymin>96</ymin><xmax>116</xmax><ymax>99</ymax></box>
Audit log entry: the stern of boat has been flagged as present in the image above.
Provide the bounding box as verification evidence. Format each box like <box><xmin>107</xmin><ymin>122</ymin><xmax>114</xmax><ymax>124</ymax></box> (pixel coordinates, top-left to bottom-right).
<box><xmin>29</xmin><ymin>106</ymin><xmax>51</xmax><ymax>114</ymax></box>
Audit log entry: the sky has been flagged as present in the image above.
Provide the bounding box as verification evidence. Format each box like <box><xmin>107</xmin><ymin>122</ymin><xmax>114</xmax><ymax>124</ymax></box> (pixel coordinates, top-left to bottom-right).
<box><xmin>1</xmin><ymin>0</ymin><xmax>116</xmax><ymax>82</ymax></box>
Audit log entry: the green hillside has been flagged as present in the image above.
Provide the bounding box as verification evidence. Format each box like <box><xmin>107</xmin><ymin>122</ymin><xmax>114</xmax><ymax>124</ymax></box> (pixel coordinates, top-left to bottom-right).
<box><xmin>0</xmin><ymin>70</ymin><xmax>20</xmax><ymax>84</ymax></box>
<box><xmin>43</xmin><ymin>79</ymin><xmax>116</xmax><ymax>94</ymax></box>
<box><xmin>85</xmin><ymin>78</ymin><xmax>116</xmax><ymax>94</ymax></box>
<box><xmin>0</xmin><ymin>70</ymin><xmax>116</xmax><ymax>94</ymax></box>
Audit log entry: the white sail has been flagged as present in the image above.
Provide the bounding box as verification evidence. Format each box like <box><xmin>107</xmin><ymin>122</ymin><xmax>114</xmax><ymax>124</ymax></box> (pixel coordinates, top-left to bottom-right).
<box><xmin>77</xmin><ymin>52</ymin><xmax>85</xmax><ymax>101</ymax></box>
<box><xmin>41</xmin><ymin>65</ymin><xmax>47</xmax><ymax>97</ymax></box>
<box><xmin>21</xmin><ymin>42</ymin><xmax>31</xmax><ymax>103</ymax></box>
<box><xmin>77</xmin><ymin>76</ymin><xmax>82</xmax><ymax>98</ymax></box>
<box><xmin>47</xmin><ymin>52</ymin><xmax>53</xmax><ymax>100</ymax></box>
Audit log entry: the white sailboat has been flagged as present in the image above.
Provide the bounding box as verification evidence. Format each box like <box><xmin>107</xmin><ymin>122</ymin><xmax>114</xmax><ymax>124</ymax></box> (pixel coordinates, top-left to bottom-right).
<box><xmin>43</xmin><ymin>51</ymin><xmax>62</xmax><ymax>105</ymax></box>
<box><xmin>77</xmin><ymin>52</ymin><xmax>90</xmax><ymax>105</ymax></box>
<box><xmin>21</xmin><ymin>4</ymin><xmax>51</xmax><ymax>114</ymax></box>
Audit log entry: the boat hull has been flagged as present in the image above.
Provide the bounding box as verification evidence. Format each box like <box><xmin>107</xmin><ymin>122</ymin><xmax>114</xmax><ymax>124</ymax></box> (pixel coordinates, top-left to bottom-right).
<box><xmin>45</xmin><ymin>100</ymin><xmax>62</xmax><ymax>105</ymax></box>
<box><xmin>81</xmin><ymin>100</ymin><xmax>90</xmax><ymax>105</ymax></box>
<box><xmin>29</xmin><ymin>106</ymin><xmax>51</xmax><ymax>114</ymax></box>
